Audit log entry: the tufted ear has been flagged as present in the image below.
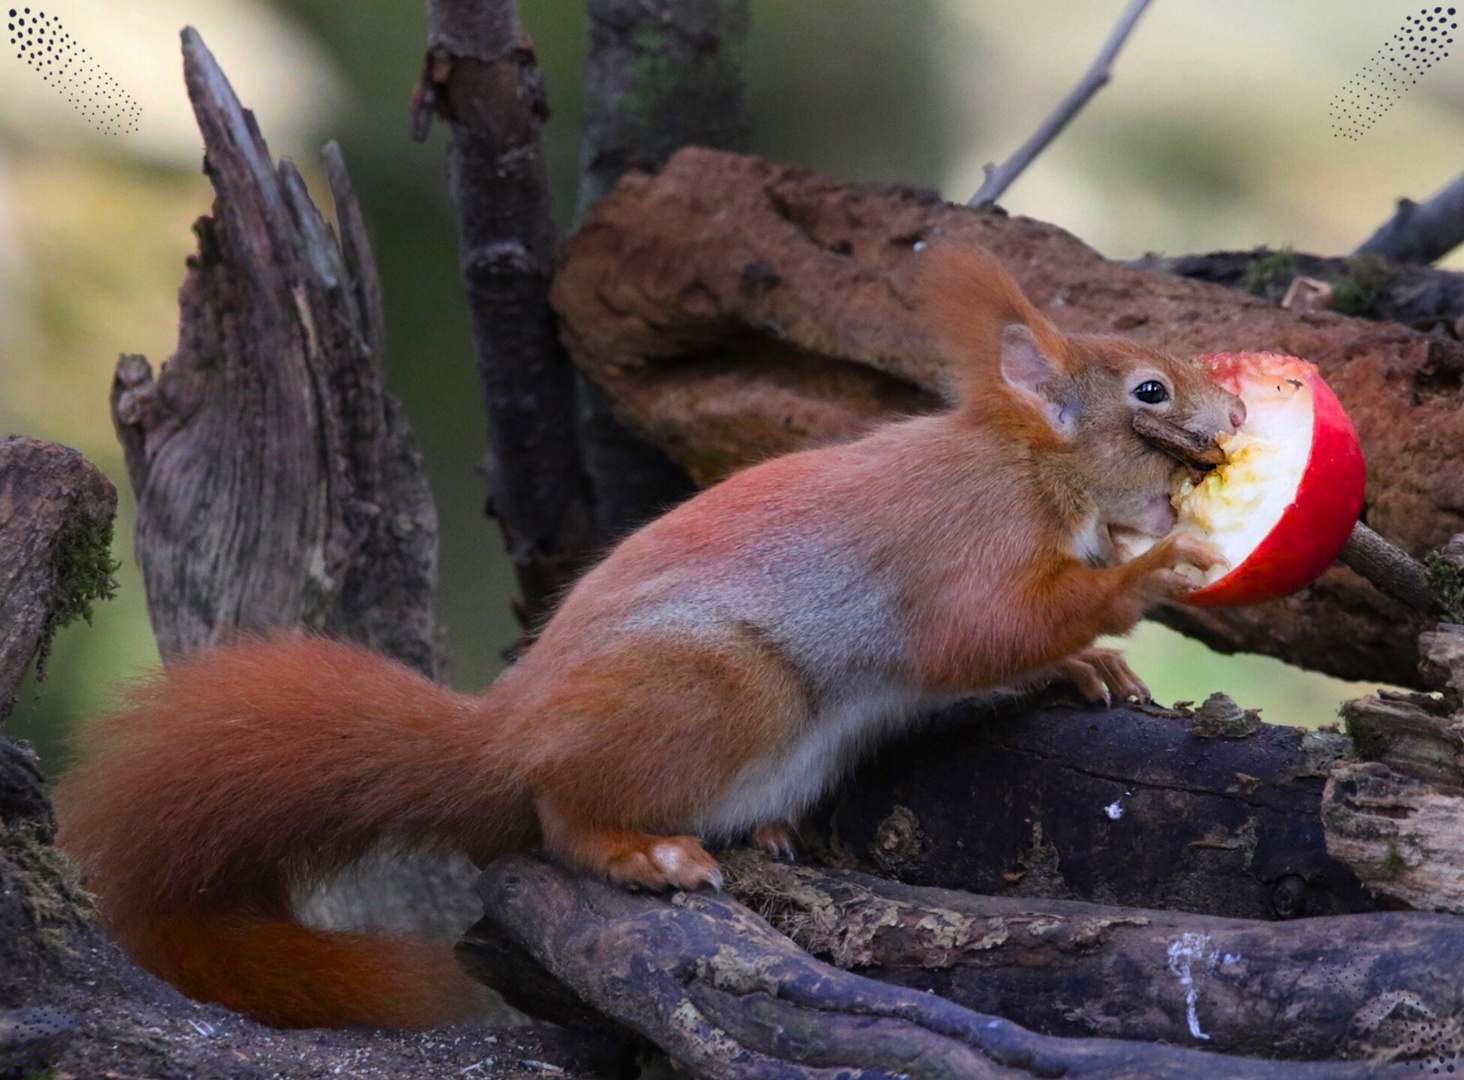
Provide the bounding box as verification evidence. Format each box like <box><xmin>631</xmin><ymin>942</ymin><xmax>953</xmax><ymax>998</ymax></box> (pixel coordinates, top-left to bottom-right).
<box><xmin>1000</xmin><ymin>324</ymin><xmax>1075</xmax><ymax>435</ymax></box>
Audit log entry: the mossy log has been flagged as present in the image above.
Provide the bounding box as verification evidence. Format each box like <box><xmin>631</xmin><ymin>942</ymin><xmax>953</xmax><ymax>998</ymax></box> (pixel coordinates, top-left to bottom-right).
<box><xmin>550</xmin><ymin>148</ymin><xmax>1464</xmax><ymax>688</ymax></box>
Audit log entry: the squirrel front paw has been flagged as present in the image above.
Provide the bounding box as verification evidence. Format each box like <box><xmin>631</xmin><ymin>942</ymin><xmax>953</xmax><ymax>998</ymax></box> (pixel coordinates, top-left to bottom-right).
<box><xmin>1133</xmin><ymin>533</ymin><xmax>1227</xmax><ymax>602</ymax></box>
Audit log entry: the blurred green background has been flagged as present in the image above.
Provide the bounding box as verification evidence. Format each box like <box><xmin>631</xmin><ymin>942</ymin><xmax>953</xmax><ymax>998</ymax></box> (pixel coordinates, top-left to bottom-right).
<box><xmin>5</xmin><ymin>0</ymin><xmax>1450</xmax><ymax>769</ymax></box>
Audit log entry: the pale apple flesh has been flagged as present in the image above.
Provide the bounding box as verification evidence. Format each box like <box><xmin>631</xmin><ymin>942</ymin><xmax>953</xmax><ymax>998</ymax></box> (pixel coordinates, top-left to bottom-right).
<box><xmin>1120</xmin><ymin>352</ymin><xmax>1366</xmax><ymax>608</ymax></box>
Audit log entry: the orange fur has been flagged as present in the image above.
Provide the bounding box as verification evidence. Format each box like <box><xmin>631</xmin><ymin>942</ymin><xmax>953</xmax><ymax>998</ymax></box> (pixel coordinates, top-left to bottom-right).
<box><xmin>57</xmin><ymin>245</ymin><xmax>1245</xmax><ymax>1030</ymax></box>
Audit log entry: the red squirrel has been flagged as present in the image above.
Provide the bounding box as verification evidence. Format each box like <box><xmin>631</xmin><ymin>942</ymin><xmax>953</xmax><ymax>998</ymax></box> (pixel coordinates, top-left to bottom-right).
<box><xmin>55</xmin><ymin>246</ymin><xmax>1245</xmax><ymax>1029</ymax></box>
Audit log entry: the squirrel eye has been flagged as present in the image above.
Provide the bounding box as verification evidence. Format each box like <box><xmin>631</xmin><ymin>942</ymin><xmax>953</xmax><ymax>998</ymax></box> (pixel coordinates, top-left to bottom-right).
<box><xmin>1133</xmin><ymin>380</ymin><xmax>1170</xmax><ymax>405</ymax></box>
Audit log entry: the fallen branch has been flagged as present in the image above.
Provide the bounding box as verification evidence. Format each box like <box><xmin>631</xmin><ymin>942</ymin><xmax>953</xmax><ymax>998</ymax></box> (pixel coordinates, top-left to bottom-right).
<box><xmin>971</xmin><ymin>0</ymin><xmax>1156</xmax><ymax>206</ymax></box>
<box><xmin>1355</xmin><ymin>168</ymin><xmax>1464</xmax><ymax>265</ymax></box>
<box><xmin>470</xmin><ymin>854</ymin><xmax>1411</xmax><ymax>1078</ymax></box>
<box><xmin>812</xmin><ymin>694</ymin><xmax>1373</xmax><ymax>920</ymax></box>
<box><xmin>553</xmin><ymin>148</ymin><xmax>1464</xmax><ymax>687</ymax></box>
<box><xmin>722</xmin><ymin>851</ymin><xmax>1464</xmax><ymax>1062</ymax></box>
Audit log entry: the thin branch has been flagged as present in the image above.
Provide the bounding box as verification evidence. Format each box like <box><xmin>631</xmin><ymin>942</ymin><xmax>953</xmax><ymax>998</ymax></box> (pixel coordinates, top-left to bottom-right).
<box><xmin>1354</xmin><ymin>168</ymin><xmax>1464</xmax><ymax>265</ymax></box>
<box><xmin>969</xmin><ymin>0</ymin><xmax>1156</xmax><ymax>207</ymax></box>
<box><xmin>1339</xmin><ymin>521</ymin><xmax>1438</xmax><ymax>615</ymax></box>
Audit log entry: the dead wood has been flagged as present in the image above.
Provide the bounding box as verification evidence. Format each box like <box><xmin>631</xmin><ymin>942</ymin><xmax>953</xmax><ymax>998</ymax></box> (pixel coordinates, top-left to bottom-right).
<box><xmin>115</xmin><ymin>29</ymin><xmax>476</xmax><ymax>942</ymax></box>
<box><xmin>1132</xmin><ymin>247</ymin><xmax>1464</xmax><ymax>332</ymax></box>
<box><xmin>810</xmin><ymin>694</ymin><xmax>1374</xmax><ymax>920</ymax></box>
<box><xmin>1355</xmin><ymin>170</ymin><xmax>1464</xmax><ymax>266</ymax></box>
<box><xmin>419</xmin><ymin>0</ymin><xmax>592</xmax><ymax>633</ymax></box>
<box><xmin>722</xmin><ymin>851</ymin><xmax>1464</xmax><ymax>1063</ymax></box>
<box><xmin>551</xmin><ymin>148</ymin><xmax>1464</xmax><ymax>688</ymax></box>
<box><xmin>467</xmin><ymin>853</ymin><xmax>1411</xmax><ymax>1079</ymax></box>
<box><xmin>115</xmin><ymin>31</ymin><xmax>444</xmax><ymax>679</ymax></box>
<box><xmin>0</xmin><ymin>437</ymin><xmax>117</xmax><ymax>724</ymax></box>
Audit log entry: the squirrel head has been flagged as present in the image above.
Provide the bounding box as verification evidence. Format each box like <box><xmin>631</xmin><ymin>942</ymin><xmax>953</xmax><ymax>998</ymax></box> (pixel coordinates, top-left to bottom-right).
<box><xmin>921</xmin><ymin>244</ymin><xmax>1246</xmax><ymax>538</ymax></box>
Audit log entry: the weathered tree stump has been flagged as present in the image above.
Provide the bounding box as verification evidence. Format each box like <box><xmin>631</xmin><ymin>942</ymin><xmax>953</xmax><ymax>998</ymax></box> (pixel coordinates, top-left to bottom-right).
<box><xmin>550</xmin><ymin>147</ymin><xmax>1464</xmax><ymax>688</ymax></box>
<box><xmin>113</xmin><ymin>29</ymin><xmax>476</xmax><ymax>941</ymax></box>
<box><xmin>113</xmin><ymin>32</ymin><xmax>444</xmax><ymax>680</ymax></box>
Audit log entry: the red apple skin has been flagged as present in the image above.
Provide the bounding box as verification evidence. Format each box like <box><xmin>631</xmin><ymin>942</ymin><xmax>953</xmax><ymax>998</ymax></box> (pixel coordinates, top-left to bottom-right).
<box><xmin>1183</xmin><ymin>352</ymin><xmax>1366</xmax><ymax>608</ymax></box>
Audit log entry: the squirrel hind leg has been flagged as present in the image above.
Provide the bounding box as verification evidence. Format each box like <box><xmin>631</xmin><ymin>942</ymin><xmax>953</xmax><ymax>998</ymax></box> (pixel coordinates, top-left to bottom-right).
<box><xmin>537</xmin><ymin>797</ymin><xmax>724</xmax><ymax>891</ymax></box>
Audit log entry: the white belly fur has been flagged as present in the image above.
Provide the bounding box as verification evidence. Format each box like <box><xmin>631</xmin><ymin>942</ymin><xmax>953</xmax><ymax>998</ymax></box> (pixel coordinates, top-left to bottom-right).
<box><xmin>690</xmin><ymin>672</ymin><xmax>933</xmax><ymax>841</ymax></box>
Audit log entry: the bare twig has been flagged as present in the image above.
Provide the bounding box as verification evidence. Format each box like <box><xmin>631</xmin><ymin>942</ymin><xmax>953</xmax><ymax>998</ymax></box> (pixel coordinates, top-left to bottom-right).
<box><xmin>1354</xmin><ymin>168</ymin><xmax>1464</xmax><ymax>265</ymax></box>
<box><xmin>1339</xmin><ymin>521</ymin><xmax>1437</xmax><ymax>615</ymax></box>
<box><xmin>970</xmin><ymin>0</ymin><xmax>1156</xmax><ymax>207</ymax></box>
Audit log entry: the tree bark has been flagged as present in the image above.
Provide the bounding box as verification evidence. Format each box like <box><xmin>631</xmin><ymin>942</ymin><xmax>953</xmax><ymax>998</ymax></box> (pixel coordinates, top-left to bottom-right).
<box><xmin>114</xmin><ymin>32</ymin><xmax>445</xmax><ymax>679</ymax></box>
<box><xmin>466</xmin><ymin>854</ymin><xmax>1412</xmax><ymax>1078</ymax></box>
<box><xmin>1354</xmin><ymin>170</ymin><xmax>1464</xmax><ymax>265</ymax></box>
<box><xmin>420</xmin><ymin>0</ymin><xmax>591</xmax><ymax>633</ymax></box>
<box><xmin>573</xmin><ymin>0</ymin><xmax>750</xmax><ymax>540</ymax></box>
<box><xmin>810</xmin><ymin>694</ymin><xmax>1374</xmax><ymax>921</ymax></box>
<box><xmin>551</xmin><ymin>147</ymin><xmax>1464</xmax><ymax>688</ymax></box>
<box><xmin>721</xmin><ymin>851</ymin><xmax>1464</xmax><ymax>1063</ymax></box>
<box><xmin>0</xmin><ymin>437</ymin><xmax>117</xmax><ymax>725</ymax></box>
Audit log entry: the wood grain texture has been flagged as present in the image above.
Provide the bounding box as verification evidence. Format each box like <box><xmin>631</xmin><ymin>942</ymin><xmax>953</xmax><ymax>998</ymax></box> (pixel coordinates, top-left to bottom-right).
<box><xmin>552</xmin><ymin>148</ymin><xmax>1464</xmax><ymax>687</ymax></box>
<box><xmin>112</xmin><ymin>32</ymin><xmax>443</xmax><ymax>678</ymax></box>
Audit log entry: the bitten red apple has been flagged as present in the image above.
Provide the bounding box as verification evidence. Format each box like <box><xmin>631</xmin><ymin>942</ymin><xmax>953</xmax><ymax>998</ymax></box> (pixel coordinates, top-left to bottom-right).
<box><xmin>1170</xmin><ymin>351</ymin><xmax>1365</xmax><ymax>607</ymax></box>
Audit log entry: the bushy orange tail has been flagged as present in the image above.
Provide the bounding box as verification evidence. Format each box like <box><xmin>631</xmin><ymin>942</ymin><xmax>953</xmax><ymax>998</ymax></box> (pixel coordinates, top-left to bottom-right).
<box><xmin>54</xmin><ymin>636</ymin><xmax>532</xmax><ymax>1028</ymax></box>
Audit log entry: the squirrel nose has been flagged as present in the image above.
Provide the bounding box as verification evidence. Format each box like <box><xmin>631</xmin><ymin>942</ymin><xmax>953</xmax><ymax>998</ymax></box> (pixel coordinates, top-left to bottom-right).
<box><xmin>1228</xmin><ymin>400</ymin><xmax>1247</xmax><ymax>432</ymax></box>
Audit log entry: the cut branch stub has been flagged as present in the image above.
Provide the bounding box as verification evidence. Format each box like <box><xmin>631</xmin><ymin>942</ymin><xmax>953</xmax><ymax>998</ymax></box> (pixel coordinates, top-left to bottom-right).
<box><xmin>114</xmin><ymin>31</ymin><xmax>443</xmax><ymax>678</ymax></box>
<box><xmin>553</xmin><ymin>147</ymin><xmax>1464</xmax><ymax>687</ymax></box>
<box><xmin>0</xmin><ymin>437</ymin><xmax>117</xmax><ymax>724</ymax></box>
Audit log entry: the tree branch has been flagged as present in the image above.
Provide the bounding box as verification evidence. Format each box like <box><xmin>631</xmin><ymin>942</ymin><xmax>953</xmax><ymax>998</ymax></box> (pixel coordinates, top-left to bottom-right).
<box><xmin>970</xmin><ymin>0</ymin><xmax>1156</xmax><ymax>207</ymax></box>
<box><xmin>1355</xmin><ymin>168</ymin><xmax>1464</xmax><ymax>265</ymax></box>
<box><xmin>418</xmin><ymin>0</ymin><xmax>592</xmax><ymax>635</ymax></box>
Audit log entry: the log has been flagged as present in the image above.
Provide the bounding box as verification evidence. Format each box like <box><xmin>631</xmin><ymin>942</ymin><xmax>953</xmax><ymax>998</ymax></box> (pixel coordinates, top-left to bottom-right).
<box><xmin>1326</xmin><ymin>623</ymin><xmax>1464</xmax><ymax>912</ymax></box>
<box><xmin>721</xmin><ymin>851</ymin><xmax>1464</xmax><ymax>1063</ymax></box>
<box><xmin>810</xmin><ymin>694</ymin><xmax>1375</xmax><ymax>920</ymax></box>
<box><xmin>1131</xmin><ymin>248</ymin><xmax>1464</xmax><ymax>329</ymax></box>
<box><xmin>550</xmin><ymin>148</ymin><xmax>1464</xmax><ymax>688</ymax></box>
<box><xmin>0</xmin><ymin>436</ymin><xmax>117</xmax><ymax>724</ymax></box>
<box><xmin>419</xmin><ymin>0</ymin><xmax>592</xmax><ymax>632</ymax></box>
<box><xmin>469</xmin><ymin>854</ymin><xmax>1412</xmax><ymax>1078</ymax></box>
<box><xmin>115</xmin><ymin>31</ymin><xmax>445</xmax><ymax>680</ymax></box>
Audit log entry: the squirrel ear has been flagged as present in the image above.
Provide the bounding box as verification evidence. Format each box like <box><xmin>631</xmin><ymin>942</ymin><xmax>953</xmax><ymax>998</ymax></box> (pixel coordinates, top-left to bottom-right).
<box><xmin>1000</xmin><ymin>324</ymin><xmax>1076</xmax><ymax>434</ymax></box>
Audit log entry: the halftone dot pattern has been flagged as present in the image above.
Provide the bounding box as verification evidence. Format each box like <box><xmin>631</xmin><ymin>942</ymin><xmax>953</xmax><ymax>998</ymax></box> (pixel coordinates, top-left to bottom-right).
<box><xmin>7</xmin><ymin>7</ymin><xmax>140</xmax><ymax>134</ymax></box>
<box><xmin>1331</xmin><ymin>5</ymin><xmax>1456</xmax><ymax>140</ymax></box>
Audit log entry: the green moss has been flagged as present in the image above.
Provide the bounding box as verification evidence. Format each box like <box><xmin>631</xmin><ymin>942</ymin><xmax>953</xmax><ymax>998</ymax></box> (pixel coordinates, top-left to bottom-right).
<box><xmin>2</xmin><ymin>820</ymin><xmax>95</xmax><ymax>952</ymax></box>
<box><xmin>1329</xmin><ymin>253</ymin><xmax>1397</xmax><ymax>317</ymax></box>
<box><xmin>1379</xmin><ymin>841</ymin><xmax>1408</xmax><ymax>880</ymax></box>
<box><xmin>34</xmin><ymin>511</ymin><xmax>119</xmax><ymax>683</ymax></box>
<box><xmin>1244</xmin><ymin>247</ymin><xmax>1293</xmax><ymax>295</ymax></box>
<box><xmin>1426</xmin><ymin>553</ymin><xmax>1464</xmax><ymax>624</ymax></box>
